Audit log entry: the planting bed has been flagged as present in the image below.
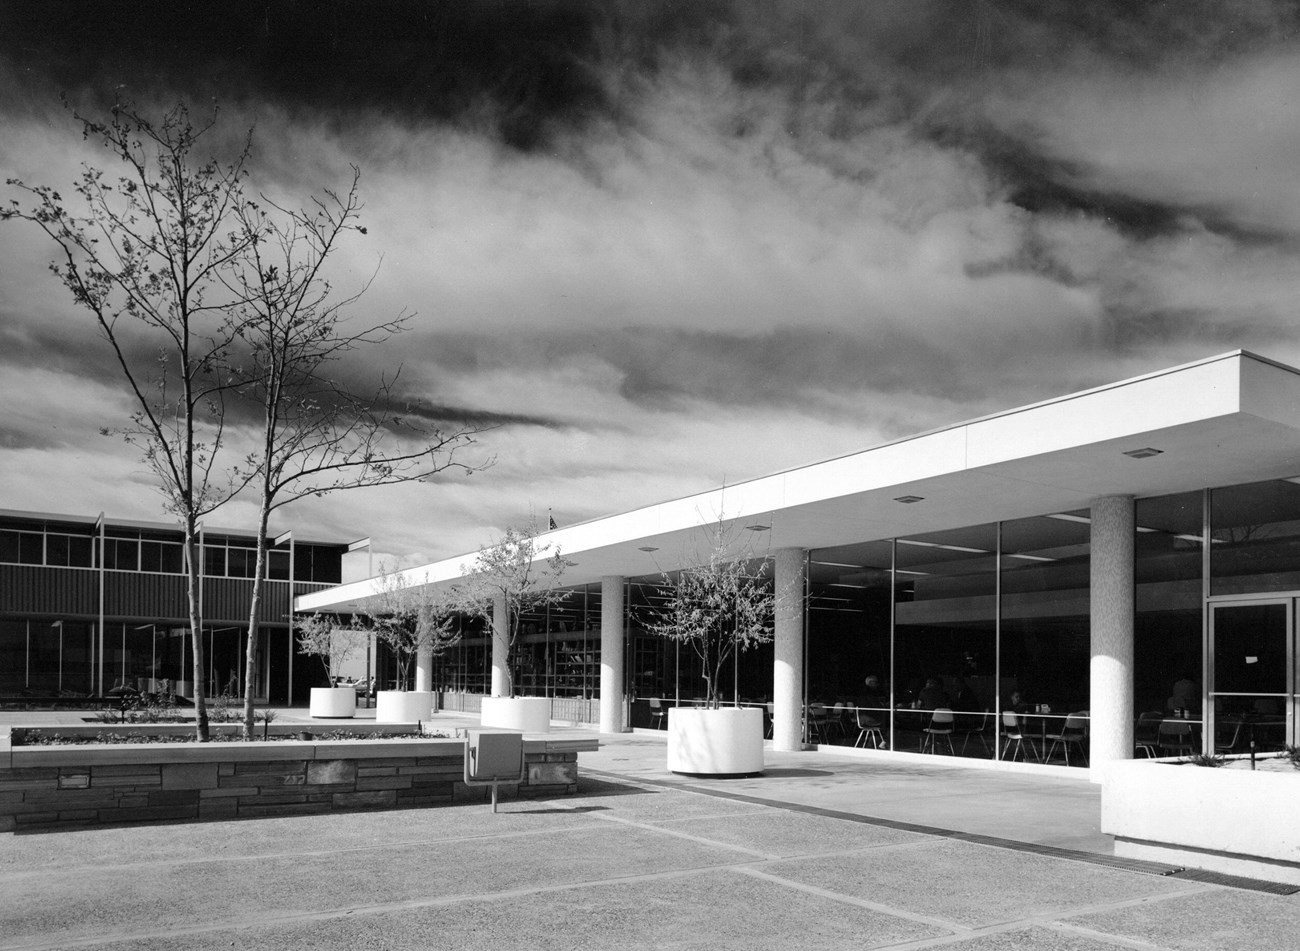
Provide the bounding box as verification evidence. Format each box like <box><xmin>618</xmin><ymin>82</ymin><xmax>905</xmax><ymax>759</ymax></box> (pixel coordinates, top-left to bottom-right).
<box><xmin>0</xmin><ymin>726</ymin><xmax>597</xmax><ymax>832</ymax></box>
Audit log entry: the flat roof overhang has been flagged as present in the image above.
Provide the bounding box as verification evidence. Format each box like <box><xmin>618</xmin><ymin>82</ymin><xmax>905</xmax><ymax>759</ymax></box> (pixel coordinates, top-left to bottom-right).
<box><xmin>297</xmin><ymin>350</ymin><xmax>1300</xmax><ymax>613</ymax></box>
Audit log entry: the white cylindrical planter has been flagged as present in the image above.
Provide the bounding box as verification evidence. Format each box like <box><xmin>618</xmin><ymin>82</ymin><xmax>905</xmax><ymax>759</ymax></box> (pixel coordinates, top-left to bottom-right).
<box><xmin>309</xmin><ymin>686</ymin><xmax>357</xmax><ymax>718</ymax></box>
<box><xmin>375</xmin><ymin>690</ymin><xmax>435</xmax><ymax>724</ymax></box>
<box><xmin>480</xmin><ymin>696</ymin><xmax>551</xmax><ymax>733</ymax></box>
<box><xmin>667</xmin><ymin>707</ymin><xmax>764</xmax><ymax>776</ymax></box>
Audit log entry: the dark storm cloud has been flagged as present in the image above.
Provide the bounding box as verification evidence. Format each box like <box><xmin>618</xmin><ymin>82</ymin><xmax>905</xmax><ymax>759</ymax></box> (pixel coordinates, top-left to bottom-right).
<box><xmin>379</xmin><ymin>398</ymin><xmax>563</xmax><ymax>431</ymax></box>
<box><xmin>0</xmin><ymin>310</ymin><xmax>125</xmax><ymax>383</ymax></box>
<box><xmin>0</xmin><ymin>425</ymin><xmax>62</xmax><ymax>451</ymax></box>
<box><xmin>420</xmin><ymin>326</ymin><xmax>977</xmax><ymax>415</ymax></box>
<box><xmin>0</xmin><ymin>0</ymin><xmax>614</xmax><ymax>150</ymax></box>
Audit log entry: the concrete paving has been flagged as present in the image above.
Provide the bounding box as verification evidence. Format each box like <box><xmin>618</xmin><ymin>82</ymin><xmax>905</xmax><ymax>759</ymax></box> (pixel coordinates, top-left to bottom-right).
<box><xmin>2</xmin><ymin>707</ymin><xmax>1296</xmax><ymax>950</ymax></box>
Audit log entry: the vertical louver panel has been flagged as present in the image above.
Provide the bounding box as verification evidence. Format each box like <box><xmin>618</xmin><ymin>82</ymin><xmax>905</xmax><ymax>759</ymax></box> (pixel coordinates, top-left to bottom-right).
<box><xmin>0</xmin><ymin>565</ymin><xmax>98</xmax><ymax>616</ymax></box>
<box><xmin>102</xmin><ymin>571</ymin><xmax>189</xmax><ymax>620</ymax></box>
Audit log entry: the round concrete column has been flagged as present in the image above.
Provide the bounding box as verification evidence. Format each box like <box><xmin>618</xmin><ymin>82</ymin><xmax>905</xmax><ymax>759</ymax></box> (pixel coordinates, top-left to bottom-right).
<box><xmin>491</xmin><ymin>592</ymin><xmax>509</xmax><ymax>697</ymax></box>
<box><xmin>1090</xmin><ymin>495</ymin><xmax>1135</xmax><ymax>778</ymax></box>
<box><xmin>415</xmin><ymin>644</ymin><xmax>433</xmax><ymax>692</ymax></box>
<box><xmin>773</xmin><ymin>548</ymin><xmax>806</xmax><ymax>751</ymax></box>
<box><xmin>599</xmin><ymin>576</ymin><xmax>626</xmax><ymax>734</ymax></box>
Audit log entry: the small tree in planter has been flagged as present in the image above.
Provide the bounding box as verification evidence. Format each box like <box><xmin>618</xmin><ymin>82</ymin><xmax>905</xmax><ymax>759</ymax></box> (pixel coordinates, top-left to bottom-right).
<box><xmin>297</xmin><ymin>614</ymin><xmax>364</xmax><ymax>685</ymax></box>
<box><xmin>298</xmin><ymin>613</ymin><xmax>364</xmax><ymax>718</ymax></box>
<box><xmin>643</xmin><ymin>519</ymin><xmax>775</xmax><ymax>775</ymax></box>
<box><xmin>456</xmin><ymin>519</ymin><xmax>569</xmax><ymax>734</ymax></box>
<box><xmin>459</xmin><ymin>518</ymin><xmax>569</xmax><ymax>700</ymax></box>
<box><xmin>358</xmin><ymin>567</ymin><xmax>461</xmax><ymax>722</ymax></box>
<box><xmin>644</xmin><ymin>519</ymin><xmax>775</xmax><ymax>709</ymax></box>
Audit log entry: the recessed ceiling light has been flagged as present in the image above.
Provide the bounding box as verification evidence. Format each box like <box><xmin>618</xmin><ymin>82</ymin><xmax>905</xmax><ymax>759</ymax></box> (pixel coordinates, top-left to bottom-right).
<box><xmin>638</xmin><ymin>546</ymin><xmax>659</xmax><ymax>552</ymax></box>
<box><xmin>1123</xmin><ymin>447</ymin><xmax>1163</xmax><ymax>459</ymax></box>
<box><xmin>745</xmin><ymin>524</ymin><xmax>770</xmax><ymax>532</ymax></box>
<box><xmin>894</xmin><ymin>495</ymin><xmax>924</xmax><ymax>504</ymax></box>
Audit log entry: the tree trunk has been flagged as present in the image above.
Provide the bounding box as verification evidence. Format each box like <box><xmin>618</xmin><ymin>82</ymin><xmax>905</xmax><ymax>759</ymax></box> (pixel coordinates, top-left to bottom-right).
<box><xmin>241</xmin><ymin>503</ymin><xmax>272</xmax><ymax>738</ymax></box>
<box><xmin>184</xmin><ymin>523</ymin><xmax>209</xmax><ymax>742</ymax></box>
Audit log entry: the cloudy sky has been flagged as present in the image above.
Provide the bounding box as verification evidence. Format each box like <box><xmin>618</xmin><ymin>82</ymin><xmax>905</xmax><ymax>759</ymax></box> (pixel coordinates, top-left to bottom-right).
<box><xmin>2</xmin><ymin>1</ymin><xmax>1299</xmax><ymax>567</ymax></box>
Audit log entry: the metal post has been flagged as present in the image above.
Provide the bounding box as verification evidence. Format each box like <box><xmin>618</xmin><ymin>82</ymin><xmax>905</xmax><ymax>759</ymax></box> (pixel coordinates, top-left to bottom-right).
<box><xmin>275</xmin><ymin>530</ymin><xmax>295</xmax><ymax>705</ymax></box>
<box><xmin>288</xmin><ymin>534</ymin><xmax>295</xmax><ymax>704</ymax></box>
<box><xmin>96</xmin><ymin>512</ymin><xmax>105</xmax><ymax>696</ymax></box>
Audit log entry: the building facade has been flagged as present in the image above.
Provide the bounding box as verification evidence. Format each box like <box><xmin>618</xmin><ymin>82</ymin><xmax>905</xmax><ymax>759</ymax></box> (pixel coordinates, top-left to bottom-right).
<box><xmin>301</xmin><ymin>351</ymin><xmax>1300</xmax><ymax>775</ymax></box>
<box><xmin>0</xmin><ymin>511</ymin><xmax>357</xmax><ymax>705</ymax></box>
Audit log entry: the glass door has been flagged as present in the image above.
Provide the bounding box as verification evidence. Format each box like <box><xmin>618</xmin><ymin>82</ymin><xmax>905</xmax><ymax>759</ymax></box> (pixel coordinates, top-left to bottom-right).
<box><xmin>1208</xmin><ymin>598</ymin><xmax>1295</xmax><ymax>754</ymax></box>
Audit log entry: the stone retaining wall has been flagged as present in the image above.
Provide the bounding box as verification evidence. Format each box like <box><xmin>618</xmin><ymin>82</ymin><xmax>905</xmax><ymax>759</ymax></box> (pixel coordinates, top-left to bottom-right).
<box><xmin>0</xmin><ymin>735</ymin><xmax>596</xmax><ymax>832</ymax></box>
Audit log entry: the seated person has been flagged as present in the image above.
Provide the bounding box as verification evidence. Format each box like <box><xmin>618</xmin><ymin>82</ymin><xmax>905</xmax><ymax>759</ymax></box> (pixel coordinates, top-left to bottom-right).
<box><xmin>915</xmin><ymin>677</ymin><xmax>950</xmax><ymax>710</ymax></box>
<box><xmin>859</xmin><ymin>674</ymin><xmax>888</xmax><ymax>712</ymax></box>
<box><xmin>1167</xmin><ymin>672</ymin><xmax>1201</xmax><ymax>715</ymax></box>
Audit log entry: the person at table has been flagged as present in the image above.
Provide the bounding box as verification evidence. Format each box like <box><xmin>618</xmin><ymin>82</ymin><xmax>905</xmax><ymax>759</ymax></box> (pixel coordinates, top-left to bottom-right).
<box><xmin>914</xmin><ymin>677</ymin><xmax>950</xmax><ymax>710</ymax></box>
<box><xmin>859</xmin><ymin>674</ymin><xmax>889</xmax><ymax>712</ymax></box>
<box><xmin>1008</xmin><ymin>690</ymin><xmax>1032</xmax><ymax>714</ymax></box>
<box><xmin>1167</xmin><ymin>670</ymin><xmax>1201</xmax><ymax>716</ymax></box>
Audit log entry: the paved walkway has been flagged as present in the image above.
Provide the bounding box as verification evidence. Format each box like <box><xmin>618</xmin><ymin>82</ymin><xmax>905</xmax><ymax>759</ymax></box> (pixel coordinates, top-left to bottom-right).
<box><xmin>2</xmin><ymin>708</ymin><xmax>1296</xmax><ymax>950</ymax></box>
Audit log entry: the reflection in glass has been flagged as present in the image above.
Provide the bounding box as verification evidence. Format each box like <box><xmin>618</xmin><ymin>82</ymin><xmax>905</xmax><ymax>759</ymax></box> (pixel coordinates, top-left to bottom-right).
<box><xmin>1134</xmin><ymin>491</ymin><xmax>1203</xmax><ymax>716</ymax></box>
<box><xmin>1211</xmin><ymin>480</ymin><xmax>1300</xmax><ymax>595</ymax></box>
<box><xmin>894</xmin><ymin>524</ymin><xmax>997</xmax><ymax>757</ymax></box>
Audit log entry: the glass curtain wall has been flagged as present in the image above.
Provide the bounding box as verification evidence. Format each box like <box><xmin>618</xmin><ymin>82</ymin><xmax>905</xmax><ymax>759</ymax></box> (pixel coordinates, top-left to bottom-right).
<box><xmin>428</xmin><ymin>584</ymin><xmax>606</xmax><ymax>699</ymax></box>
<box><xmin>1207</xmin><ymin>479</ymin><xmax>1300</xmax><ymax>753</ymax></box>
<box><xmin>893</xmin><ymin>525</ymin><xmax>998</xmax><ymax>756</ymax></box>
<box><xmin>1134</xmin><ymin>492</ymin><xmax>1203</xmax><ymax>721</ymax></box>
<box><xmin>999</xmin><ymin>513</ymin><xmax>1092</xmax><ymax>760</ymax></box>
<box><xmin>806</xmin><ymin>514</ymin><xmax>1093</xmax><ymax>767</ymax></box>
<box><xmin>806</xmin><ymin>541</ymin><xmax>893</xmax><ymax>745</ymax></box>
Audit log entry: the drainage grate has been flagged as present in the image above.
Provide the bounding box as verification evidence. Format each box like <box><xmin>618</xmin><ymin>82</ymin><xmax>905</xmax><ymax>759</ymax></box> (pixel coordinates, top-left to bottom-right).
<box><xmin>1167</xmin><ymin>868</ymin><xmax>1300</xmax><ymax>895</ymax></box>
<box><xmin>587</xmin><ymin>768</ymin><xmax>1299</xmax><ymax>894</ymax></box>
<box><xmin>945</xmin><ymin>832</ymin><xmax>1182</xmax><ymax>876</ymax></box>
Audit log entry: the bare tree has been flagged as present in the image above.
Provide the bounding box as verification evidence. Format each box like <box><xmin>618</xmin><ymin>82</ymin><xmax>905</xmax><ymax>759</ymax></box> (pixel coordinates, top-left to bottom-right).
<box><xmin>642</xmin><ymin>520</ymin><xmax>775</xmax><ymax>708</ymax></box>
<box><xmin>295</xmin><ymin>614</ymin><xmax>364</xmax><ymax>684</ymax></box>
<box><xmin>353</xmin><ymin>567</ymin><xmax>463</xmax><ymax>692</ymax></box>
<box><xmin>3</xmin><ymin>100</ymin><xmax>259</xmax><ymax>740</ymax></box>
<box><xmin>220</xmin><ymin>168</ymin><xmax>485</xmax><ymax>737</ymax></box>
<box><xmin>458</xmin><ymin>518</ymin><xmax>568</xmax><ymax>698</ymax></box>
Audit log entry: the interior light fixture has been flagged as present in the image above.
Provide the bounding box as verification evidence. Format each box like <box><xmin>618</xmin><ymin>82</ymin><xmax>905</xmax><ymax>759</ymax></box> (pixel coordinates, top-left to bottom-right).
<box><xmin>745</xmin><ymin>524</ymin><xmax>770</xmax><ymax>532</ymax></box>
<box><xmin>894</xmin><ymin>495</ymin><xmax>924</xmax><ymax>504</ymax></box>
<box><xmin>896</xmin><ymin>539</ymin><xmax>990</xmax><ymax>554</ymax></box>
<box><xmin>1122</xmin><ymin>447</ymin><xmax>1163</xmax><ymax>459</ymax></box>
<box><xmin>1006</xmin><ymin>553</ymin><xmax>1054</xmax><ymax>562</ymax></box>
<box><xmin>1046</xmin><ymin>513</ymin><xmax>1091</xmax><ymax>524</ymax></box>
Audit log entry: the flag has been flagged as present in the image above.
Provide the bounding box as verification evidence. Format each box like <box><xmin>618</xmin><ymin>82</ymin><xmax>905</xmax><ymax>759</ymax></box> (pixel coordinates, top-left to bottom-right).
<box><xmin>548</xmin><ymin>509</ymin><xmax>558</xmax><ymax>531</ymax></box>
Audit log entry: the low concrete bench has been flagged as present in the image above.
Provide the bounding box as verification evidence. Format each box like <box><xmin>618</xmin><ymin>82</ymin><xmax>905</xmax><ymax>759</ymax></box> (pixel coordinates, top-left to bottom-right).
<box><xmin>0</xmin><ymin>729</ymin><xmax>599</xmax><ymax>832</ymax></box>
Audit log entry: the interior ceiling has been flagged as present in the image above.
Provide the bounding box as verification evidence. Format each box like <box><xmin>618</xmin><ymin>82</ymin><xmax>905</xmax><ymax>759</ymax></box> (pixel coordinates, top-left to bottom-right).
<box><xmin>299</xmin><ymin>358</ymin><xmax>1300</xmax><ymax>613</ymax></box>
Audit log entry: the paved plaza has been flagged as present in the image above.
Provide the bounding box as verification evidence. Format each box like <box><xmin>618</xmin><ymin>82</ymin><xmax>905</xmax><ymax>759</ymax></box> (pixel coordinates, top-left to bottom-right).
<box><xmin>2</xmin><ymin>711</ymin><xmax>1296</xmax><ymax>951</ymax></box>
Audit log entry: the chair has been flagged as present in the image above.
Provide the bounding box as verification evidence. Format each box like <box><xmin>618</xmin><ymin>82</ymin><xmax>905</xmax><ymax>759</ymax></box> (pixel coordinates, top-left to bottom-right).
<box><xmin>1214</xmin><ymin>717</ymin><xmax>1244</xmax><ymax>755</ymax></box>
<box><xmin>648</xmin><ymin>697</ymin><xmax>667</xmax><ymax>730</ymax></box>
<box><xmin>1134</xmin><ymin>712</ymin><xmax>1163</xmax><ymax>758</ymax></box>
<box><xmin>1000</xmin><ymin>710</ymin><xmax>1040</xmax><ymax>762</ymax></box>
<box><xmin>955</xmin><ymin>709</ymin><xmax>991</xmax><ymax>756</ymax></box>
<box><xmin>854</xmin><ymin>709</ymin><xmax>885</xmax><ymax>749</ymax></box>
<box><xmin>829</xmin><ymin>702</ymin><xmax>850</xmax><ymax>741</ymax></box>
<box><xmin>1045</xmin><ymin>712</ymin><xmax>1089</xmax><ymax>766</ymax></box>
<box><xmin>1156</xmin><ymin>718</ymin><xmax>1196</xmax><ymax>756</ymax></box>
<box><xmin>806</xmin><ymin>703</ymin><xmax>832</xmax><ymax>744</ymax></box>
<box><xmin>921</xmin><ymin>708</ymin><xmax>955</xmax><ymax>754</ymax></box>
<box><xmin>764</xmin><ymin>702</ymin><xmax>775</xmax><ymax>739</ymax></box>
